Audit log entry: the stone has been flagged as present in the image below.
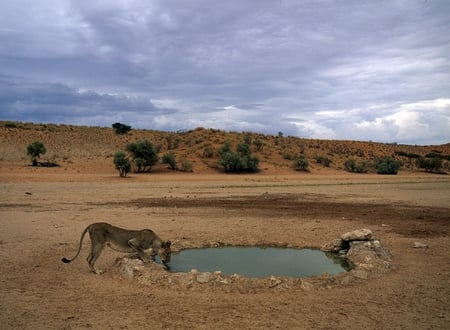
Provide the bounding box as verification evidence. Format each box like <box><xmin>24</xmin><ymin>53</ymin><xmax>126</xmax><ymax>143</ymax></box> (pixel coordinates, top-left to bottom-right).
<box><xmin>116</xmin><ymin>257</ymin><xmax>145</xmax><ymax>279</ymax></box>
<box><xmin>300</xmin><ymin>280</ymin><xmax>314</xmax><ymax>291</ymax></box>
<box><xmin>321</xmin><ymin>238</ymin><xmax>344</xmax><ymax>252</ymax></box>
<box><xmin>196</xmin><ymin>272</ymin><xmax>212</xmax><ymax>284</ymax></box>
<box><xmin>351</xmin><ymin>269</ymin><xmax>368</xmax><ymax>280</ymax></box>
<box><xmin>412</xmin><ymin>242</ymin><xmax>428</xmax><ymax>249</ymax></box>
<box><xmin>341</xmin><ymin>229</ymin><xmax>373</xmax><ymax>242</ymax></box>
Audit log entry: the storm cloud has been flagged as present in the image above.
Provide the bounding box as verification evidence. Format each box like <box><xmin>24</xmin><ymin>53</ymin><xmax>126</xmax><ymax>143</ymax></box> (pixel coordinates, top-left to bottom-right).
<box><xmin>1</xmin><ymin>0</ymin><xmax>449</xmax><ymax>144</ymax></box>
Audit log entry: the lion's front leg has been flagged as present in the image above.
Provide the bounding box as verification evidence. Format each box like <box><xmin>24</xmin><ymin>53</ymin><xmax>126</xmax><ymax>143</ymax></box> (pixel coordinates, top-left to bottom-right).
<box><xmin>127</xmin><ymin>238</ymin><xmax>154</xmax><ymax>263</ymax></box>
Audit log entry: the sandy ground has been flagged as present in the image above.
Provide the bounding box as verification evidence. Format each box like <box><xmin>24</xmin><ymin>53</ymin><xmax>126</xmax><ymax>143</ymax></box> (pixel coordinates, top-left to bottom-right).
<box><xmin>1</xmin><ymin>169</ymin><xmax>450</xmax><ymax>329</ymax></box>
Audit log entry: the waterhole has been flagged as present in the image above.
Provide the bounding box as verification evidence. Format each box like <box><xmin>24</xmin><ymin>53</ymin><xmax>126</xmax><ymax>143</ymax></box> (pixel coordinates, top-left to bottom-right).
<box><xmin>167</xmin><ymin>246</ymin><xmax>352</xmax><ymax>278</ymax></box>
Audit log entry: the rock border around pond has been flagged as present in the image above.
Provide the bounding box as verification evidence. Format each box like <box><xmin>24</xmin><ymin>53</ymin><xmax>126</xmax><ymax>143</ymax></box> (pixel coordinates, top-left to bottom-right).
<box><xmin>114</xmin><ymin>228</ymin><xmax>393</xmax><ymax>291</ymax></box>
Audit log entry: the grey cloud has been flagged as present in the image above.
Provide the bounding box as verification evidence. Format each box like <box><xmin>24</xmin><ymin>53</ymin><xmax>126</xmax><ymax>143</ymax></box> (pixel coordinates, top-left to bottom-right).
<box><xmin>0</xmin><ymin>0</ymin><xmax>449</xmax><ymax>144</ymax></box>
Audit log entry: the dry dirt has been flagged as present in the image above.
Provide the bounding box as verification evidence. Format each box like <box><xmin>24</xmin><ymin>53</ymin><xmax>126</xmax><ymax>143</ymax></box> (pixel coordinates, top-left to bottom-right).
<box><xmin>1</xmin><ymin>167</ymin><xmax>450</xmax><ymax>329</ymax></box>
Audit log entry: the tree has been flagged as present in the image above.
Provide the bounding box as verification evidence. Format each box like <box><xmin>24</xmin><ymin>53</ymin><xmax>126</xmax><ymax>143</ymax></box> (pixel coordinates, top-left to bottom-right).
<box><xmin>126</xmin><ymin>139</ymin><xmax>159</xmax><ymax>172</ymax></box>
<box><xmin>375</xmin><ymin>157</ymin><xmax>402</xmax><ymax>174</ymax></box>
<box><xmin>113</xmin><ymin>151</ymin><xmax>131</xmax><ymax>177</ymax></box>
<box><xmin>27</xmin><ymin>141</ymin><xmax>46</xmax><ymax>166</ymax></box>
<box><xmin>112</xmin><ymin>122</ymin><xmax>132</xmax><ymax>135</ymax></box>
<box><xmin>293</xmin><ymin>154</ymin><xmax>309</xmax><ymax>171</ymax></box>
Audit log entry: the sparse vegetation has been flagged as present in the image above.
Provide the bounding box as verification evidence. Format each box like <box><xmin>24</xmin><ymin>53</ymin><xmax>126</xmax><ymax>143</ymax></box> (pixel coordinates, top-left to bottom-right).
<box><xmin>27</xmin><ymin>141</ymin><xmax>46</xmax><ymax>166</ymax></box>
<box><xmin>113</xmin><ymin>151</ymin><xmax>131</xmax><ymax>177</ymax></box>
<box><xmin>314</xmin><ymin>155</ymin><xmax>332</xmax><ymax>167</ymax></box>
<box><xmin>2</xmin><ymin>121</ymin><xmax>450</xmax><ymax>175</ymax></box>
<box><xmin>180</xmin><ymin>158</ymin><xmax>193</xmax><ymax>172</ymax></box>
<box><xmin>4</xmin><ymin>122</ymin><xmax>18</xmax><ymax>128</ymax></box>
<box><xmin>293</xmin><ymin>154</ymin><xmax>309</xmax><ymax>171</ymax></box>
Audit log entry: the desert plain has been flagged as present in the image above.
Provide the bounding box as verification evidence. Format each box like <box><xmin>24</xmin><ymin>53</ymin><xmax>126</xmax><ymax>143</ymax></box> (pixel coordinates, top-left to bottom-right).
<box><xmin>1</xmin><ymin>123</ymin><xmax>450</xmax><ymax>329</ymax></box>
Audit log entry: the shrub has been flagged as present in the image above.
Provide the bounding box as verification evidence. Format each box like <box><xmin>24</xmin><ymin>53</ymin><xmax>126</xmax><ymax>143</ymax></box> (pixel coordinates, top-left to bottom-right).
<box><xmin>112</xmin><ymin>122</ymin><xmax>132</xmax><ymax>135</ymax></box>
<box><xmin>162</xmin><ymin>151</ymin><xmax>177</xmax><ymax>170</ymax></box>
<box><xmin>282</xmin><ymin>149</ymin><xmax>296</xmax><ymax>160</ymax></box>
<box><xmin>113</xmin><ymin>151</ymin><xmax>131</xmax><ymax>177</ymax></box>
<box><xmin>202</xmin><ymin>145</ymin><xmax>215</xmax><ymax>158</ymax></box>
<box><xmin>219</xmin><ymin>138</ymin><xmax>259</xmax><ymax>173</ymax></box>
<box><xmin>4</xmin><ymin>122</ymin><xmax>17</xmax><ymax>128</ymax></box>
<box><xmin>375</xmin><ymin>157</ymin><xmax>402</xmax><ymax>174</ymax></box>
<box><xmin>314</xmin><ymin>155</ymin><xmax>332</xmax><ymax>167</ymax></box>
<box><xmin>416</xmin><ymin>157</ymin><xmax>442</xmax><ymax>173</ymax></box>
<box><xmin>27</xmin><ymin>141</ymin><xmax>46</xmax><ymax>166</ymax></box>
<box><xmin>180</xmin><ymin>158</ymin><xmax>193</xmax><ymax>172</ymax></box>
<box><xmin>293</xmin><ymin>154</ymin><xmax>309</xmax><ymax>171</ymax></box>
<box><xmin>126</xmin><ymin>139</ymin><xmax>159</xmax><ymax>172</ymax></box>
<box><xmin>344</xmin><ymin>158</ymin><xmax>368</xmax><ymax>173</ymax></box>
<box><xmin>253</xmin><ymin>139</ymin><xmax>265</xmax><ymax>152</ymax></box>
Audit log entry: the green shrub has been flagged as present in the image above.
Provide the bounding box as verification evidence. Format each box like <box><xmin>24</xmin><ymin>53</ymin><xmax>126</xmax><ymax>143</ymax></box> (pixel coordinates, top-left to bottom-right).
<box><xmin>113</xmin><ymin>151</ymin><xmax>131</xmax><ymax>177</ymax></box>
<box><xmin>416</xmin><ymin>157</ymin><xmax>442</xmax><ymax>173</ymax></box>
<box><xmin>27</xmin><ymin>141</ymin><xmax>46</xmax><ymax>166</ymax></box>
<box><xmin>219</xmin><ymin>138</ymin><xmax>259</xmax><ymax>173</ymax></box>
<box><xmin>375</xmin><ymin>157</ymin><xmax>402</xmax><ymax>174</ymax></box>
<box><xmin>314</xmin><ymin>155</ymin><xmax>332</xmax><ymax>167</ymax></box>
<box><xmin>344</xmin><ymin>158</ymin><xmax>368</xmax><ymax>173</ymax></box>
<box><xmin>293</xmin><ymin>154</ymin><xmax>309</xmax><ymax>171</ymax></box>
<box><xmin>162</xmin><ymin>151</ymin><xmax>177</xmax><ymax>170</ymax></box>
<box><xmin>126</xmin><ymin>139</ymin><xmax>159</xmax><ymax>172</ymax></box>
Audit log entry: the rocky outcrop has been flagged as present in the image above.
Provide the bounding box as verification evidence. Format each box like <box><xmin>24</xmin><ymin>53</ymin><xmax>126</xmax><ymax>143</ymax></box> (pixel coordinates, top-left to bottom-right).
<box><xmin>322</xmin><ymin>229</ymin><xmax>393</xmax><ymax>283</ymax></box>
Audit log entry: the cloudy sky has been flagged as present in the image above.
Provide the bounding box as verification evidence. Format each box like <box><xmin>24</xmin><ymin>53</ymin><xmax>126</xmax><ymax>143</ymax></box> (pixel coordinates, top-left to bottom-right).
<box><xmin>1</xmin><ymin>0</ymin><xmax>449</xmax><ymax>145</ymax></box>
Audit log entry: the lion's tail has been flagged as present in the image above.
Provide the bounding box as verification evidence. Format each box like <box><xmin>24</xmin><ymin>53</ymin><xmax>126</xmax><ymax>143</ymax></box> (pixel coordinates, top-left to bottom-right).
<box><xmin>61</xmin><ymin>225</ymin><xmax>90</xmax><ymax>263</ymax></box>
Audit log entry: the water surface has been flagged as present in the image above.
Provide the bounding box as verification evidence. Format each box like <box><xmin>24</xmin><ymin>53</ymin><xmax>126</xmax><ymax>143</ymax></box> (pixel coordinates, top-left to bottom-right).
<box><xmin>168</xmin><ymin>246</ymin><xmax>351</xmax><ymax>278</ymax></box>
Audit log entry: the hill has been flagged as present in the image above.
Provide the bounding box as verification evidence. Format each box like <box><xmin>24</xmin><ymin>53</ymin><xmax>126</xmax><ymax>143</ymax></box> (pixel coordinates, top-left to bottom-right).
<box><xmin>1</xmin><ymin>121</ymin><xmax>449</xmax><ymax>175</ymax></box>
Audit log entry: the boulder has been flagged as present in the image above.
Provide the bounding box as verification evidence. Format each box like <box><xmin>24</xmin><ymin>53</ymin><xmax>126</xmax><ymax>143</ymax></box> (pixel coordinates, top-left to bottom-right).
<box><xmin>341</xmin><ymin>229</ymin><xmax>373</xmax><ymax>242</ymax></box>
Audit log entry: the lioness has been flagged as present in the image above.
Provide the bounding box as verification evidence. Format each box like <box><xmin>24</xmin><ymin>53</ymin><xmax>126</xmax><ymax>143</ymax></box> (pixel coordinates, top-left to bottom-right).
<box><xmin>61</xmin><ymin>222</ymin><xmax>171</xmax><ymax>274</ymax></box>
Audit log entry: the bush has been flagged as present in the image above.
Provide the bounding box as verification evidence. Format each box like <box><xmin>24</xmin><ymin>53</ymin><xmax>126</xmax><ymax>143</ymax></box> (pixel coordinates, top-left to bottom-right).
<box><xmin>219</xmin><ymin>138</ymin><xmax>259</xmax><ymax>173</ymax></box>
<box><xmin>27</xmin><ymin>141</ymin><xmax>46</xmax><ymax>166</ymax></box>
<box><xmin>416</xmin><ymin>157</ymin><xmax>442</xmax><ymax>173</ymax></box>
<box><xmin>126</xmin><ymin>139</ymin><xmax>159</xmax><ymax>172</ymax></box>
<box><xmin>162</xmin><ymin>151</ymin><xmax>177</xmax><ymax>170</ymax></box>
<box><xmin>293</xmin><ymin>154</ymin><xmax>309</xmax><ymax>171</ymax></box>
<box><xmin>180</xmin><ymin>158</ymin><xmax>193</xmax><ymax>172</ymax></box>
<box><xmin>375</xmin><ymin>157</ymin><xmax>402</xmax><ymax>174</ymax></box>
<box><xmin>253</xmin><ymin>139</ymin><xmax>265</xmax><ymax>152</ymax></box>
<box><xmin>113</xmin><ymin>151</ymin><xmax>131</xmax><ymax>177</ymax></box>
<box><xmin>314</xmin><ymin>155</ymin><xmax>332</xmax><ymax>167</ymax></box>
<box><xmin>112</xmin><ymin>122</ymin><xmax>132</xmax><ymax>135</ymax></box>
<box><xmin>344</xmin><ymin>158</ymin><xmax>368</xmax><ymax>173</ymax></box>
<box><xmin>202</xmin><ymin>145</ymin><xmax>215</xmax><ymax>158</ymax></box>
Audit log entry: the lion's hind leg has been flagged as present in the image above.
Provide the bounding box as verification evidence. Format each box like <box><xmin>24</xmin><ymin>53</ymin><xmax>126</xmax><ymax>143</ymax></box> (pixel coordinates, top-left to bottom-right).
<box><xmin>87</xmin><ymin>240</ymin><xmax>105</xmax><ymax>274</ymax></box>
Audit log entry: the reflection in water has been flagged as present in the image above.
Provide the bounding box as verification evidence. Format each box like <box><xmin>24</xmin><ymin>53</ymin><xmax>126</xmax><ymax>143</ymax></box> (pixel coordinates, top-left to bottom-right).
<box><xmin>168</xmin><ymin>246</ymin><xmax>352</xmax><ymax>278</ymax></box>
